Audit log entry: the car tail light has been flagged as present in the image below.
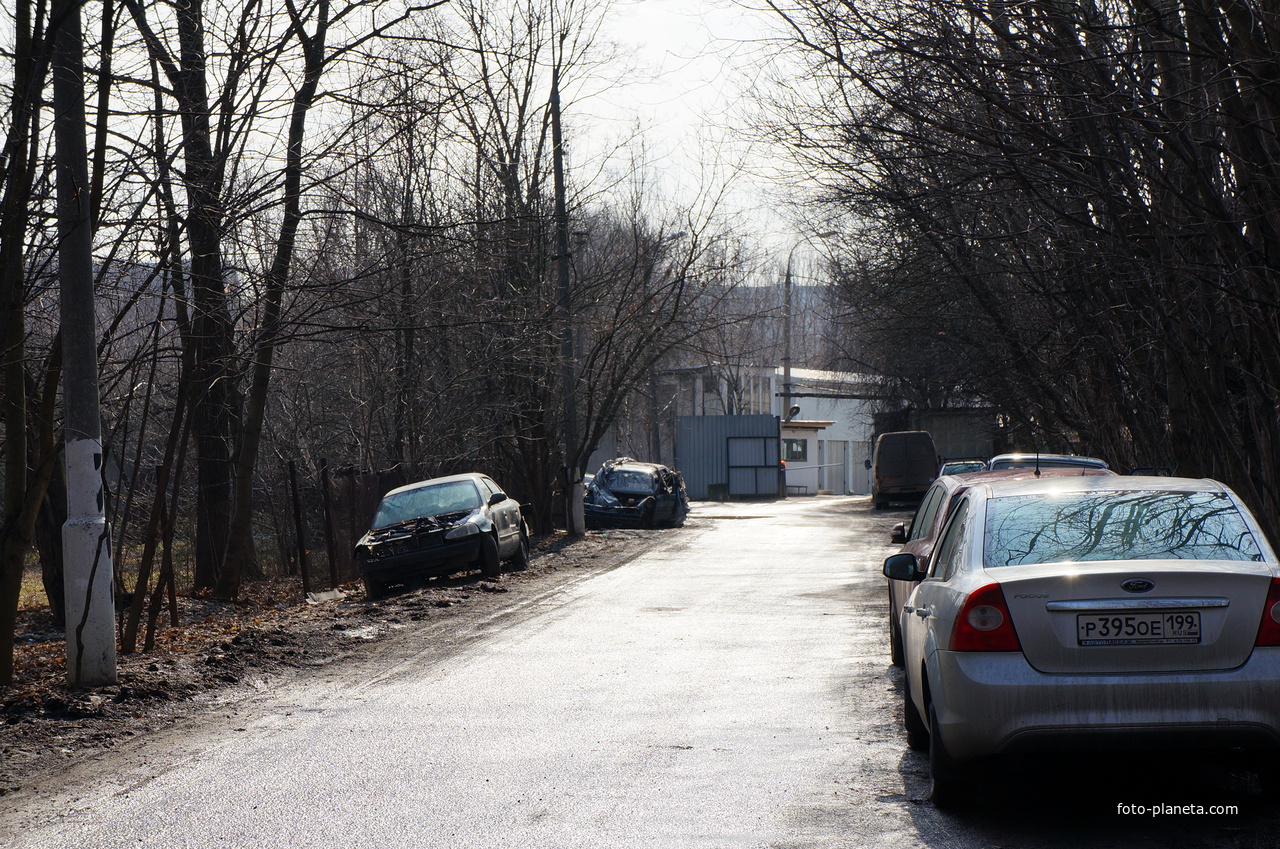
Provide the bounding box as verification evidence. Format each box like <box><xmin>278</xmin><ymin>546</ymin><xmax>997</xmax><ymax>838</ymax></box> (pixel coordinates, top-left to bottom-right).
<box><xmin>949</xmin><ymin>582</ymin><xmax>1021</xmax><ymax>652</ymax></box>
<box><xmin>1253</xmin><ymin>577</ymin><xmax>1280</xmax><ymax>647</ymax></box>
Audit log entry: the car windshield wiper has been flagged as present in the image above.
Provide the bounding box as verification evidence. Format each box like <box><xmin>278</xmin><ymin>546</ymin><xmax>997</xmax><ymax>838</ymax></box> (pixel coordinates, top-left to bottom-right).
<box><xmin>369</xmin><ymin>514</ymin><xmax>454</xmax><ymax>538</ymax></box>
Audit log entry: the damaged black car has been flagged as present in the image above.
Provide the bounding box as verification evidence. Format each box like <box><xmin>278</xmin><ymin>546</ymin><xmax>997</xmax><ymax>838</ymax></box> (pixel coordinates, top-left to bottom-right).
<box><xmin>583</xmin><ymin>458</ymin><xmax>690</xmax><ymax>529</ymax></box>
<box><xmin>354</xmin><ymin>473</ymin><xmax>529</xmax><ymax>599</ymax></box>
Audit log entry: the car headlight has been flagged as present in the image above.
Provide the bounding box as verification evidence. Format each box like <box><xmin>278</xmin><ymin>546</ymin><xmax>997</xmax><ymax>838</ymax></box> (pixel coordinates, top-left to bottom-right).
<box><xmin>365</xmin><ymin>533</ymin><xmax>414</xmax><ymax>558</ymax></box>
<box><xmin>445</xmin><ymin>511</ymin><xmax>483</xmax><ymax>540</ymax></box>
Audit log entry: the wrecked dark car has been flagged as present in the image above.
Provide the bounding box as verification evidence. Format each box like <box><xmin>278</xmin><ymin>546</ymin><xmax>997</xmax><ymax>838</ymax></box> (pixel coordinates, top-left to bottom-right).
<box><xmin>583</xmin><ymin>458</ymin><xmax>690</xmax><ymax>529</ymax></box>
<box><xmin>354</xmin><ymin>473</ymin><xmax>529</xmax><ymax>599</ymax></box>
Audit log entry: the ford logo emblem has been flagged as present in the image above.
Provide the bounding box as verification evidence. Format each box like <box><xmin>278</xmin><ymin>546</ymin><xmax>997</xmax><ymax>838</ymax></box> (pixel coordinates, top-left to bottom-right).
<box><xmin>1121</xmin><ymin>579</ymin><xmax>1155</xmax><ymax>593</ymax></box>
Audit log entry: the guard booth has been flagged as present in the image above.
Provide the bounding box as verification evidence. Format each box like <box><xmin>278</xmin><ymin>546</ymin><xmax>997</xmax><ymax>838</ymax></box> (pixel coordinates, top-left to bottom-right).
<box><xmin>675</xmin><ymin>414</ymin><xmax>782</xmax><ymax>500</ymax></box>
<box><xmin>779</xmin><ymin>419</ymin><xmax>835</xmax><ymax>495</ymax></box>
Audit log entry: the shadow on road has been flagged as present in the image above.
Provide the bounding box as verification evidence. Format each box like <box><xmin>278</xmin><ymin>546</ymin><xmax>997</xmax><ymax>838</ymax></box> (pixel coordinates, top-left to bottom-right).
<box><xmin>886</xmin><ymin>672</ymin><xmax>1280</xmax><ymax>848</ymax></box>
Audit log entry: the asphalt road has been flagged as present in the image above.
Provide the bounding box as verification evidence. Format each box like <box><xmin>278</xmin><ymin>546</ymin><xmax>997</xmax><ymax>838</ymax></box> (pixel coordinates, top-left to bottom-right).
<box><xmin>3</xmin><ymin>497</ymin><xmax>1278</xmax><ymax>847</ymax></box>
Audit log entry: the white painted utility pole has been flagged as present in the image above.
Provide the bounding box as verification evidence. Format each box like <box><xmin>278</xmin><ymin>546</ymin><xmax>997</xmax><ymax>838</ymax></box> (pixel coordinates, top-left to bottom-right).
<box><xmin>53</xmin><ymin>0</ymin><xmax>117</xmax><ymax>686</ymax></box>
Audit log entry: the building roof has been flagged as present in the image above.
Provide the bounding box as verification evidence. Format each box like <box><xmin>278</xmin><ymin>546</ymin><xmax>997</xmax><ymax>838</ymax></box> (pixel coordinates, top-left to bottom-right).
<box><xmin>782</xmin><ymin>420</ymin><xmax>835</xmax><ymax>431</ymax></box>
<box><xmin>784</xmin><ymin>367</ymin><xmax>878</xmax><ymax>388</ymax></box>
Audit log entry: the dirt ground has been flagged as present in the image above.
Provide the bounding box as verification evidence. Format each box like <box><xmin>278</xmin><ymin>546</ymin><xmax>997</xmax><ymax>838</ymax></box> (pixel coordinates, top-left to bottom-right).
<box><xmin>0</xmin><ymin>528</ymin><xmax>659</xmax><ymax>797</ymax></box>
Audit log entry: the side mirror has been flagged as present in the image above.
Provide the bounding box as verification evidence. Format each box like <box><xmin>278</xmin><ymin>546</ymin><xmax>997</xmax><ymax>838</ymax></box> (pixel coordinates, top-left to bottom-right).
<box><xmin>488</xmin><ymin>492</ymin><xmax>508</xmax><ymax>506</ymax></box>
<box><xmin>890</xmin><ymin>523</ymin><xmax>908</xmax><ymax>544</ymax></box>
<box><xmin>883</xmin><ymin>553</ymin><xmax>920</xmax><ymax>581</ymax></box>
<box><xmin>864</xmin><ymin>458</ymin><xmax>872</xmax><ymax>470</ymax></box>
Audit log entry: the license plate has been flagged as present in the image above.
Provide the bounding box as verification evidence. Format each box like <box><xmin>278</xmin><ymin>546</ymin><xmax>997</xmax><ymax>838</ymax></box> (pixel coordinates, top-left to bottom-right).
<box><xmin>1077</xmin><ymin>611</ymin><xmax>1201</xmax><ymax>646</ymax></box>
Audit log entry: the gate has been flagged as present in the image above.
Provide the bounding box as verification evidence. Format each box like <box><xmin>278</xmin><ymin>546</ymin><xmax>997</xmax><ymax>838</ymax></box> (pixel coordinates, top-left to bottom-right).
<box><xmin>675</xmin><ymin>414</ymin><xmax>781</xmax><ymax>500</ymax></box>
<box><xmin>728</xmin><ymin>436</ymin><xmax>780</xmax><ymax>497</ymax></box>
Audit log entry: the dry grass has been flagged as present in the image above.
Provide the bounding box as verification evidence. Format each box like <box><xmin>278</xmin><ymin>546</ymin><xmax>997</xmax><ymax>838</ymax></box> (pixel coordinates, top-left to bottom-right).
<box><xmin>18</xmin><ymin>563</ymin><xmax>46</xmax><ymax>611</ymax></box>
<box><xmin>15</xmin><ymin>542</ymin><xmax>199</xmax><ymax>614</ymax></box>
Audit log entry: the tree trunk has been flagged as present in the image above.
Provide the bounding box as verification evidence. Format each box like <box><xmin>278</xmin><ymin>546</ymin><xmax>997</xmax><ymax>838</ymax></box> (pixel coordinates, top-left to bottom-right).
<box><xmin>219</xmin><ymin>0</ymin><xmax>330</xmax><ymax>598</ymax></box>
<box><xmin>123</xmin><ymin>0</ymin><xmax>237</xmax><ymax>591</ymax></box>
<box><xmin>0</xmin><ymin>0</ymin><xmax>48</xmax><ymax>686</ymax></box>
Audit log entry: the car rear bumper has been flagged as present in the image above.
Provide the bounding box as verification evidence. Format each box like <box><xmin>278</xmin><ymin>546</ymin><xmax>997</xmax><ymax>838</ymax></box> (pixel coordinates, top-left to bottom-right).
<box><xmin>358</xmin><ymin>537</ymin><xmax>482</xmax><ymax>584</ymax></box>
<box><xmin>929</xmin><ymin>647</ymin><xmax>1280</xmax><ymax>760</ymax></box>
<box><xmin>873</xmin><ymin>484</ymin><xmax>928</xmax><ymax>502</ymax></box>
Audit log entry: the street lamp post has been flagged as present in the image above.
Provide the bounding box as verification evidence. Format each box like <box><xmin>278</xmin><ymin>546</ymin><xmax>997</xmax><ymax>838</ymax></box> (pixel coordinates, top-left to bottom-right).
<box><xmin>781</xmin><ymin>231</ymin><xmax>837</xmax><ymax>421</ymax></box>
<box><xmin>644</xmin><ymin>232</ymin><xmax>687</xmax><ymax>461</ymax></box>
<box><xmin>782</xmin><ymin>247</ymin><xmax>796</xmax><ymax>422</ymax></box>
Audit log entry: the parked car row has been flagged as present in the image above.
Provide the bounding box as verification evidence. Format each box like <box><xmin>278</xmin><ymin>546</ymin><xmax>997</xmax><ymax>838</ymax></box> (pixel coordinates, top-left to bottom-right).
<box><xmin>881</xmin><ymin>468</ymin><xmax>1280</xmax><ymax>805</ymax></box>
<box><xmin>354</xmin><ymin>458</ymin><xmax>689</xmax><ymax>599</ymax></box>
<box><xmin>867</xmin><ymin>427</ymin><xmax>1114</xmax><ymax>511</ymax></box>
<box><xmin>940</xmin><ymin>453</ymin><xmax>1111</xmax><ymax>475</ymax></box>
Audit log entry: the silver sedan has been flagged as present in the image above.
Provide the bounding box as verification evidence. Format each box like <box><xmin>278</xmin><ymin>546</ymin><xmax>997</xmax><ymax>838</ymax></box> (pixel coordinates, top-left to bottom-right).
<box><xmin>886</xmin><ymin>476</ymin><xmax>1280</xmax><ymax>805</ymax></box>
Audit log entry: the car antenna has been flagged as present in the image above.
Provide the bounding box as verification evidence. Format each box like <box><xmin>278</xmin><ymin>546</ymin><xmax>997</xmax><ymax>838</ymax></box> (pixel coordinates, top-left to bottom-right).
<box><xmin>1033</xmin><ymin>427</ymin><xmax>1041</xmax><ymax>478</ymax></box>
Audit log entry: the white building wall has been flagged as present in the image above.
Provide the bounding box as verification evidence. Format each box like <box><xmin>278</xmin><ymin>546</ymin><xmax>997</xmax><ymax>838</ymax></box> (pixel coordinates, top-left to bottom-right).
<box><xmin>780</xmin><ymin>391</ymin><xmax>875</xmax><ymax>496</ymax></box>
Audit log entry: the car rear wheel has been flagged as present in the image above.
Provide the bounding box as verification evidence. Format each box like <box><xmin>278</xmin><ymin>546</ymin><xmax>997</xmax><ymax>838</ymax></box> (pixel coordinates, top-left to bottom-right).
<box><xmin>479</xmin><ymin>532</ymin><xmax>501</xmax><ymax>578</ymax></box>
<box><xmin>903</xmin><ymin>680</ymin><xmax>927</xmax><ymax>751</ymax></box>
<box><xmin>928</xmin><ymin>702</ymin><xmax>969</xmax><ymax>807</ymax></box>
<box><xmin>509</xmin><ymin>525</ymin><xmax>530</xmax><ymax>571</ymax></box>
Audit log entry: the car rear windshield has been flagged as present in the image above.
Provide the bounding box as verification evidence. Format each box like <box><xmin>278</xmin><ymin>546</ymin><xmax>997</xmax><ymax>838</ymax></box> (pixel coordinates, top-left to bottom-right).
<box><xmin>983</xmin><ymin>490</ymin><xmax>1264</xmax><ymax>567</ymax></box>
<box><xmin>372</xmin><ymin>480</ymin><xmax>482</xmax><ymax>528</ymax></box>
<box><xmin>990</xmin><ymin>459</ymin><xmax>1103</xmax><ymax>470</ymax></box>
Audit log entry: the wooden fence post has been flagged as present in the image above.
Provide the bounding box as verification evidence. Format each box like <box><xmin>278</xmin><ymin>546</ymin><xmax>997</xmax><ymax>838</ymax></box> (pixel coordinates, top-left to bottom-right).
<box><xmin>320</xmin><ymin>459</ymin><xmax>338</xmax><ymax>589</ymax></box>
<box><xmin>287</xmin><ymin>460</ymin><xmax>312</xmax><ymax>596</ymax></box>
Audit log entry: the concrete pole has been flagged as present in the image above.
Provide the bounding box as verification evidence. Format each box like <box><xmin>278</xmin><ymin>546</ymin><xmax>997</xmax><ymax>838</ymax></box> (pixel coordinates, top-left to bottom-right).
<box><xmin>782</xmin><ymin>252</ymin><xmax>794</xmax><ymax>421</ymax></box>
<box><xmin>54</xmin><ymin>0</ymin><xmax>117</xmax><ymax>686</ymax></box>
<box><xmin>781</xmin><ymin>231</ymin><xmax>836</xmax><ymax>421</ymax></box>
<box><xmin>551</xmin><ymin>60</ymin><xmax>584</xmax><ymax>535</ymax></box>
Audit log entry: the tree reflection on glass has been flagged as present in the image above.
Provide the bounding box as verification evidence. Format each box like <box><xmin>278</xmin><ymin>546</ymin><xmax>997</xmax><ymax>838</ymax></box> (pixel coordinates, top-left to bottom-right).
<box><xmin>984</xmin><ymin>491</ymin><xmax>1263</xmax><ymax>567</ymax></box>
<box><xmin>372</xmin><ymin>481</ymin><xmax>483</xmax><ymax>528</ymax></box>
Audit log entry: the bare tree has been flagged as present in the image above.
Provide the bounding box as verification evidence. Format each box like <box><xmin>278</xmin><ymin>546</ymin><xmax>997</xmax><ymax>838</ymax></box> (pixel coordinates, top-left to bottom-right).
<box><xmin>3</xmin><ymin>0</ymin><xmax>773</xmax><ymax>679</ymax></box>
<box><xmin>769</xmin><ymin>0</ymin><xmax>1280</xmax><ymax>535</ymax></box>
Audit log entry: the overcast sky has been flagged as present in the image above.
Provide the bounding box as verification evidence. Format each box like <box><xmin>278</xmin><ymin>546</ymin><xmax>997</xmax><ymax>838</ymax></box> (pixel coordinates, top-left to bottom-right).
<box><xmin>588</xmin><ymin>0</ymin><xmax>802</xmax><ymax>252</ymax></box>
